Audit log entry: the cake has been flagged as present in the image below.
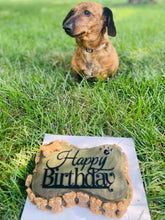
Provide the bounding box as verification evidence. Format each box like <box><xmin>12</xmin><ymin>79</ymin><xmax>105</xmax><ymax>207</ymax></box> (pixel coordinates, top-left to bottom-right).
<box><xmin>25</xmin><ymin>140</ymin><xmax>133</xmax><ymax>218</ymax></box>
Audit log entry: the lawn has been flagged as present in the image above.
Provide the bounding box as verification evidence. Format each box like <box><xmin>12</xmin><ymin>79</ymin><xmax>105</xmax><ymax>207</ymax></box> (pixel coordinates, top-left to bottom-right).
<box><xmin>0</xmin><ymin>0</ymin><xmax>164</xmax><ymax>219</ymax></box>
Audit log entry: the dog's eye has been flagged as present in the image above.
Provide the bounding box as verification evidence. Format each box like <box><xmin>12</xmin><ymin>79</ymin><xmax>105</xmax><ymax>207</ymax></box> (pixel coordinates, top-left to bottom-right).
<box><xmin>84</xmin><ymin>10</ymin><xmax>91</xmax><ymax>17</ymax></box>
<box><xmin>70</xmin><ymin>10</ymin><xmax>74</xmax><ymax>16</ymax></box>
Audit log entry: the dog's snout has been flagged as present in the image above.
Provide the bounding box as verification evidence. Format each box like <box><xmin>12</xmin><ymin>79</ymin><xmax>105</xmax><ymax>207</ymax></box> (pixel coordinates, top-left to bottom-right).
<box><xmin>63</xmin><ymin>22</ymin><xmax>73</xmax><ymax>33</ymax></box>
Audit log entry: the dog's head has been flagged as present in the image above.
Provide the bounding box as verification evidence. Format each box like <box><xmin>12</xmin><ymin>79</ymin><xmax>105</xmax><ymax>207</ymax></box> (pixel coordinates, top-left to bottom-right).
<box><xmin>63</xmin><ymin>2</ymin><xmax>116</xmax><ymax>40</ymax></box>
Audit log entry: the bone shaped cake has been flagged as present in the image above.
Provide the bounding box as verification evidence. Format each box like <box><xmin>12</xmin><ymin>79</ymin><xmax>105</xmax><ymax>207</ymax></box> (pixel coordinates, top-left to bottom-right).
<box><xmin>25</xmin><ymin>140</ymin><xmax>133</xmax><ymax>218</ymax></box>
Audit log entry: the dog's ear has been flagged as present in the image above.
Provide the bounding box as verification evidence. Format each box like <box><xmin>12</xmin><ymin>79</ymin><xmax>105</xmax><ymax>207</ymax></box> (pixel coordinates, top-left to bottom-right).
<box><xmin>63</xmin><ymin>9</ymin><xmax>74</xmax><ymax>25</ymax></box>
<box><xmin>103</xmin><ymin>7</ymin><xmax>116</xmax><ymax>37</ymax></box>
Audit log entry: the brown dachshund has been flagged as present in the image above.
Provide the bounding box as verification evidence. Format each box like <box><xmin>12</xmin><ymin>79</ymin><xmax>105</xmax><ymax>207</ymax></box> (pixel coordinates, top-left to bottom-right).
<box><xmin>63</xmin><ymin>1</ymin><xmax>119</xmax><ymax>80</ymax></box>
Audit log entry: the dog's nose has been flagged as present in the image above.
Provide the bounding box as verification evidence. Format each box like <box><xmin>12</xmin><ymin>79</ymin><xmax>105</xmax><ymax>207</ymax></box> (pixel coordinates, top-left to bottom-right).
<box><xmin>63</xmin><ymin>22</ymin><xmax>73</xmax><ymax>33</ymax></box>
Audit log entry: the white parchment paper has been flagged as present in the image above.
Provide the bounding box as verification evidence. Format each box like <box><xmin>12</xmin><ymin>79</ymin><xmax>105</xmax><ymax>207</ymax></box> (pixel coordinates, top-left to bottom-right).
<box><xmin>21</xmin><ymin>134</ymin><xmax>151</xmax><ymax>220</ymax></box>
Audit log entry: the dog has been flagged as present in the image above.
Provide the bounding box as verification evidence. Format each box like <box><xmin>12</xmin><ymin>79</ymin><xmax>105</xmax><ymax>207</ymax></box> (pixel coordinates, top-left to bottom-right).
<box><xmin>63</xmin><ymin>1</ymin><xmax>119</xmax><ymax>80</ymax></box>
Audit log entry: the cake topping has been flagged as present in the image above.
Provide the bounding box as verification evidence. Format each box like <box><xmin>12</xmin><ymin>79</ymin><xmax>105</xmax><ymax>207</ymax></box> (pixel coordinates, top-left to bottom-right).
<box><xmin>32</xmin><ymin>141</ymin><xmax>129</xmax><ymax>202</ymax></box>
<box><xmin>40</xmin><ymin>140</ymin><xmax>62</xmax><ymax>157</ymax></box>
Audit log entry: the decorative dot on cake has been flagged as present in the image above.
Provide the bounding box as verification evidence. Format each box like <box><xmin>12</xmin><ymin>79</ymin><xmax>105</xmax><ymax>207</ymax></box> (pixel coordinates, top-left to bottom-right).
<box><xmin>104</xmin><ymin>149</ymin><xmax>110</xmax><ymax>155</ymax></box>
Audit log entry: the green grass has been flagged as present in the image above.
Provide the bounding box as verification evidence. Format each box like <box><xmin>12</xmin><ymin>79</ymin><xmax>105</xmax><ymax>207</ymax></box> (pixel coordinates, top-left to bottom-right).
<box><xmin>0</xmin><ymin>0</ymin><xmax>165</xmax><ymax>219</ymax></box>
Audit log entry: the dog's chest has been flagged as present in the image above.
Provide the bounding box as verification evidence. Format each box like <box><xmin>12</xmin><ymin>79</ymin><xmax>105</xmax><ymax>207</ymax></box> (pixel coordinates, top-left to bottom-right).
<box><xmin>82</xmin><ymin>51</ymin><xmax>96</xmax><ymax>76</ymax></box>
<box><xmin>85</xmin><ymin>52</ymin><xmax>92</xmax><ymax>69</ymax></box>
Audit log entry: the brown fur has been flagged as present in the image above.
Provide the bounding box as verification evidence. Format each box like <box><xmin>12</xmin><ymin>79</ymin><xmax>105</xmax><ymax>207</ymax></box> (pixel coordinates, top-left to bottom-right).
<box><xmin>63</xmin><ymin>2</ymin><xmax>119</xmax><ymax>80</ymax></box>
